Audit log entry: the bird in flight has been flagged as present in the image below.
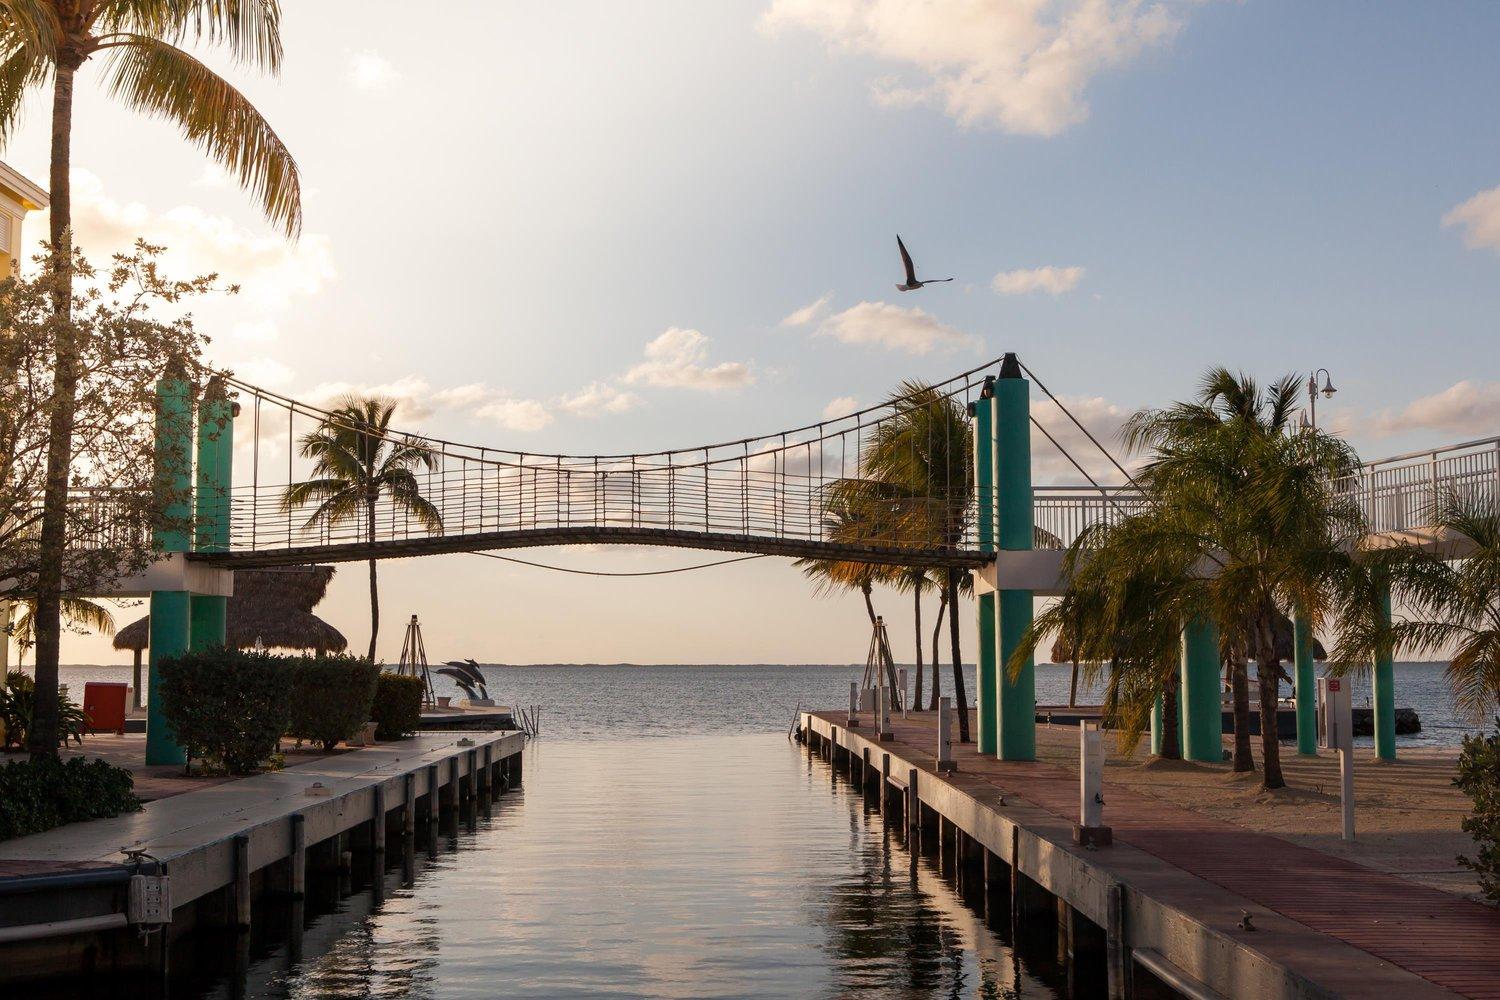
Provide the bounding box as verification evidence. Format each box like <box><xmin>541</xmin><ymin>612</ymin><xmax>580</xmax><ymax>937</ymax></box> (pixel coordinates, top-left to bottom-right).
<box><xmin>895</xmin><ymin>235</ymin><xmax>952</xmax><ymax>291</ymax></box>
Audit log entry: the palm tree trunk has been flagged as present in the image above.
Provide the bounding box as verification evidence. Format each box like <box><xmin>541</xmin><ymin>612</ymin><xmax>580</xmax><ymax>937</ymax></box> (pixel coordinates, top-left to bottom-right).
<box><xmin>1255</xmin><ymin>611</ymin><xmax>1285</xmax><ymax>789</ymax></box>
<box><xmin>1231</xmin><ymin>648</ymin><xmax>1254</xmax><ymax>773</ymax></box>
<box><xmin>861</xmin><ymin>581</ymin><xmax>876</xmax><ymax>625</ymax></box>
<box><xmin>948</xmin><ymin>568</ymin><xmax>970</xmax><ymax>743</ymax></box>
<box><xmin>929</xmin><ymin>589</ymin><xmax>946</xmax><ymax>709</ymax></box>
<box><xmin>912</xmin><ymin>582</ymin><xmax>923</xmax><ymax>708</ymax></box>
<box><xmin>367</xmin><ymin>498</ymin><xmax>379</xmax><ymax>661</ymax></box>
<box><xmin>1068</xmin><ymin>659</ymin><xmax>1079</xmax><ymax>707</ymax></box>
<box><xmin>27</xmin><ymin>60</ymin><xmax>80</xmax><ymax>761</ymax></box>
<box><xmin>1160</xmin><ymin>680</ymin><xmax>1181</xmax><ymax>760</ymax></box>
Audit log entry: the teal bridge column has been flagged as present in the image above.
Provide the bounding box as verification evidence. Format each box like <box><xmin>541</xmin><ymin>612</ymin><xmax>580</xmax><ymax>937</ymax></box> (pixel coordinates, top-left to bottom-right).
<box><xmin>994</xmin><ymin>354</ymin><xmax>1034</xmax><ymax>761</ymax></box>
<box><xmin>146</xmin><ymin>371</ymin><xmax>194</xmax><ymax>766</ymax></box>
<box><xmin>1179</xmin><ymin>616</ymin><xmax>1221</xmax><ymax>762</ymax></box>
<box><xmin>972</xmin><ymin>379</ymin><xmax>997</xmax><ymax>755</ymax></box>
<box><xmin>1374</xmin><ymin>585</ymin><xmax>1396</xmax><ymax>761</ymax></box>
<box><xmin>191</xmin><ymin>378</ymin><xmax>235</xmax><ymax>651</ymax></box>
<box><xmin>1294</xmin><ymin>612</ymin><xmax>1317</xmax><ymax>756</ymax></box>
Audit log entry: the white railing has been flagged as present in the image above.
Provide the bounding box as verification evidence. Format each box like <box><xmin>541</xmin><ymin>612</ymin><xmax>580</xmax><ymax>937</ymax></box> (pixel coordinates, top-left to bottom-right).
<box><xmin>1337</xmin><ymin>436</ymin><xmax>1500</xmax><ymax>534</ymax></box>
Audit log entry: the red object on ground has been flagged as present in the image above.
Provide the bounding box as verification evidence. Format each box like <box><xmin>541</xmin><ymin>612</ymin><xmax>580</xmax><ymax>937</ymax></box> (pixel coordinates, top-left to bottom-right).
<box><xmin>82</xmin><ymin>682</ymin><xmax>129</xmax><ymax>735</ymax></box>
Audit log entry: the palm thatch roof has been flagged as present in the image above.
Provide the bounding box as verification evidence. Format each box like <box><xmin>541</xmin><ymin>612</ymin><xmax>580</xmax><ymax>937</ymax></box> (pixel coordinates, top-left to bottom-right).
<box><xmin>1048</xmin><ymin>610</ymin><xmax>1326</xmax><ymax>664</ymax></box>
<box><xmin>113</xmin><ymin>566</ymin><xmax>347</xmax><ymax>654</ymax></box>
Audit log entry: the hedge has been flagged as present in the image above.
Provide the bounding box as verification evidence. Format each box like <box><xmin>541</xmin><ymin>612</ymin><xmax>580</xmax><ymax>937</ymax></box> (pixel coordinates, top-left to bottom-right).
<box><xmin>1</xmin><ymin>671</ymin><xmax>88</xmax><ymax>750</ymax></box>
<box><xmin>158</xmin><ymin>647</ymin><xmax>292</xmax><ymax>774</ymax></box>
<box><xmin>287</xmin><ymin>656</ymin><xmax>380</xmax><ymax>750</ymax></box>
<box><xmin>372</xmin><ymin>673</ymin><xmax>424</xmax><ymax>740</ymax></box>
<box><xmin>1456</xmin><ymin>719</ymin><xmax>1500</xmax><ymax>903</ymax></box>
<box><xmin>0</xmin><ymin>756</ymin><xmax>141</xmax><ymax>842</ymax></box>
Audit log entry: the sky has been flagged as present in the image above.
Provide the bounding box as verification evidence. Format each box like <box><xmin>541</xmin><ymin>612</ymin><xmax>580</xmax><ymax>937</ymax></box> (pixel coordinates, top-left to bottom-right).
<box><xmin>4</xmin><ymin>1</ymin><xmax>1499</xmax><ymax>666</ymax></box>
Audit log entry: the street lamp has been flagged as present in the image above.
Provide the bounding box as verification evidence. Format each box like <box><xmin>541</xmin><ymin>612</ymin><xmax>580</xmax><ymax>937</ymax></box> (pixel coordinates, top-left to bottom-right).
<box><xmin>1306</xmin><ymin>369</ymin><xmax>1336</xmax><ymax>430</ymax></box>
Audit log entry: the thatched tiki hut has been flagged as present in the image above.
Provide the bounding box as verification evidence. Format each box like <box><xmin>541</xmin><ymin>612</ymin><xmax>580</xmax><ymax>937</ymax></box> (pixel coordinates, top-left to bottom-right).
<box><xmin>114</xmin><ymin>566</ymin><xmax>347</xmax><ymax>708</ymax></box>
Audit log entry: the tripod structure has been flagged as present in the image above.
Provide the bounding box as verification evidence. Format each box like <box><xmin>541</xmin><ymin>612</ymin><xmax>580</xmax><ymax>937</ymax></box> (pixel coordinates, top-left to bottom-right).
<box><xmin>860</xmin><ymin>616</ymin><xmax>902</xmax><ymax>712</ymax></box>
<box><xmin>396</xmin><ymin>614</ymin><xmax>438</xmax><ymax>708</ymax></box>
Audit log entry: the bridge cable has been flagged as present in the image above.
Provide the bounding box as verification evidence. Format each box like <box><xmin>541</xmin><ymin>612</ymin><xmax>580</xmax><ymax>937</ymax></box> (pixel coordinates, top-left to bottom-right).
<box><xmin>467</xmin><ymin>551</ymin><xmax>768</xmax><ymax>577</ymax></box>
<box><xmin>1028</xmin><ymin>416</ymin><xmax>1135</xmax><ymax>519</ymax></box>
<box><xmin>1015</xmin><ymin>359</ymin><xmax>1139</xmax><ymax>486</ymax></box>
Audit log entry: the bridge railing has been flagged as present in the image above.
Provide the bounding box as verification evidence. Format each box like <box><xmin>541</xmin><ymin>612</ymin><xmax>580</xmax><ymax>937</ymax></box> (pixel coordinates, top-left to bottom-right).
<box><xmin>1335</xmin><ymin>435</ymin><xmax>1500</xmax><ymax>534</ymax></box>
<box><xmin>1031</xmin><ymin>486</ymin><xmax>1147</xmax><ymax>549</ymax></box>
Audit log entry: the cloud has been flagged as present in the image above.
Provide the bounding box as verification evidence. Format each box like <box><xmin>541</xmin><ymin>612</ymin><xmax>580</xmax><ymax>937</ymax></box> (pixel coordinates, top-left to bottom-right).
<box><xmin>1443</xmin><ymin>185</ymin><xmax>1500</xmax><ymax>254</ymax></box>
<box><xmin>823</xmin><ymin>395</ymin><xmax>859</xmax><ymax>419</ymax></box>
<box><xmin>624</xmin><ymin>328</ymin><xmax>754</xmax><ymax>390</ymax></box>
<box><xmin>780</xmin><ymin>292</ymin><xmax>833</xmax><ymax>327</ymax></box>
<box><xmin>557</xmin><ymin>381</ymin><xmax>644</xmax><ymax>416</ymax></box>
<box><xmin>305</xmin><ymin>375</ymin><xmax>438</xmax><ymax>421</ymax></box>
<box><xmin>432</xmin><ymin>383</ymin><xmax>490</xmax><ymax>410</ymax></box>
<box><xmin>1367</xmin><ymin>381</ymin><xmax>1500</xmax><ymax>438</ymax></box>
<box><xmin>348</xmin><ymin>50</ymin><xmax>399</xmax><ymax>91</ymax></box>
<box><xmin>42</xmin><ymin>169</ymin><xmax>335</xmax><ymax>308</ymax></box>
<box><xmin>475</xmin><ymin>398</ymin><xmax>553</xmax><ymax>432</ymax></box>
<box><xmin>992</xmin><ymin>265</ymin><xmax>1085</xmax><ymax>296</ymax></box>
<box><xmin>225</xmin><ymin>320</ymin><xmax>279</xmax><ymax>345</ymax></box>
<box><xmin>230</xmin><ymin>357</ymin><xmax>295</xmax><ymax>387</ymax></box>
<box><xmin>815</xmin><ymin>300</ymin><xmax>978</xmax><ymax>355</ymax></box>
<box><xmin>761</xmin><ymin>0</ymin><xmax>1189</xmax><ymax>136</ymax></box>
<box><xmin>1028</xmin><ymin>394</ymin><xmax>1139</xmax><ymax>482</ymax></box>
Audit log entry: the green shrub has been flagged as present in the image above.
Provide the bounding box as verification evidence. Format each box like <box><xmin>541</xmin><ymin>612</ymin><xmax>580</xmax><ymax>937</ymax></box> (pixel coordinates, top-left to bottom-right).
<box><xmin>158</xmin><ymin>647</ymin><xmax>293</xmax><ymax>774</ymax></box>
<box><xmin>0</xmin><ymin>756</ymin><xmax>141</xmax><ymax>841</ymax></box>
<box><xmin>2</xmin><ymin>672</ymin><xmax>88</xmax><ymax>750</ymax></box>
<box><xmin>287</xmin><ymin>655</ymin><xmax>380</xmax><ymax>750</ymax></box>
<box><xmin>372</xmin><ymin>673</ymin><xmax>424</xmax><ymax>740</ymax></box>
<box><xmin>1456</xmin><ymin>719</ymin><xmax>1500</xmax><ymax>903</ymax></box>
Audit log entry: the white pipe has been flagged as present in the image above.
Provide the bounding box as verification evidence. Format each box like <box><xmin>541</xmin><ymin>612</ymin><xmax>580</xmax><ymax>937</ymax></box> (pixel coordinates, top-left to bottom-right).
<box><xmin>0</xmin><ymin>912</ymin><xmax>129</xmax><ymax>944</ymax></box>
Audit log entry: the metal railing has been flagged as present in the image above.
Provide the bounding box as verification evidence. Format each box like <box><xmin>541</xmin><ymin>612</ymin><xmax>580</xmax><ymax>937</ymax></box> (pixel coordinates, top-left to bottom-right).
<box><xmin>1335</xmin><ymin>436</ymin><xmax>1500</xmax><ymax>534</ymax></box>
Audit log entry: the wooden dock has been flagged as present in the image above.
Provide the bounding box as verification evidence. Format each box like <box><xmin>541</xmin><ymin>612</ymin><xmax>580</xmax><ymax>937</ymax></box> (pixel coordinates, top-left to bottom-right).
<box><xmin>0</xmin><ymin>730</ymin><xmax>524</xmax><ymax>984</ymax></box>
<box><xmin>802</xmin><ymin>709</ymin><xmax>1499</xmax><ymax>999</ymax></box>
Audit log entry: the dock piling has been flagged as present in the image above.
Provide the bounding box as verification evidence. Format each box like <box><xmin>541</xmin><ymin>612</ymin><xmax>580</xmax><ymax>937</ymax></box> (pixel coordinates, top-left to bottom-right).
<box><xmin>233</xmin><ymin>834</ymin><xmax>251</xmax><ymax>930</ymax></box>
<box><xmin>372</xmin><ymin>783</ymin><xmax>387</xmax><ymax>865</ymax></box>
<box><xmin>1106</xmin><ymin>882</ymin><xmax>1127</xmax><ymax>1000</ymax></box>
<box><xmin>289</xmin><ymin>813</ymin><xmax>306</xmax><ymax>899</ymax></box>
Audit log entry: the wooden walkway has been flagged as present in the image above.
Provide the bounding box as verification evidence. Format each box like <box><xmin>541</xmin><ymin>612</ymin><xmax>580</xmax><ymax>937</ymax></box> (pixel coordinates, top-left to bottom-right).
<box><xmin>811</xmin><ymin>709</ymin><xmax>1500</xmax><ymax>999</ymax></box>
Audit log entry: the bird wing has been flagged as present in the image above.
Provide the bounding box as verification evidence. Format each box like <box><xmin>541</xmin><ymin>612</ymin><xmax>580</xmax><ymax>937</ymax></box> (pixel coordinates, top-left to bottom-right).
<box><xmin>897</xmin><ymin>235</ymin><xmax>917</xmax><ymax>284</ymax></box>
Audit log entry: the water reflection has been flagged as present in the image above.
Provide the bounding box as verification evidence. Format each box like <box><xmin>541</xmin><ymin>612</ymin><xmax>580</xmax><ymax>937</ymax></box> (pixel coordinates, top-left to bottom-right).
<box><xmin>150</xmin><ymin>735</ymin><xmax>1065</xmax><ymax>999</ymax></box>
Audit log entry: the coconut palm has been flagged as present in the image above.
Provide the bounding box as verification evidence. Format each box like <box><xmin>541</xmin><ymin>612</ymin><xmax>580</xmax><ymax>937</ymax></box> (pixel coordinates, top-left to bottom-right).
<box><xmin>7</xmin><ymin>595</ymin><xmax>114</xmax><ymax>662</ymax></box>
<box><xmin>282</xmin><ymin>397</ymin><xmax>441</xmax><ymax>662</ymax></box>
<box><xmin>2</xmin><ymin>0</ymin><xmax>299</xmax><ymax>758</ymax></box>
<box><xmin>861</xmin><ymin>381</ymin><xmax>973</xmax><ymax>738</ymax></box>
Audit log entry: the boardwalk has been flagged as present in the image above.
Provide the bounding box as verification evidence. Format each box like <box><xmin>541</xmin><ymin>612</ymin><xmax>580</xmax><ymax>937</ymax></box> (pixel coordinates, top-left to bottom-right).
<box><xmin>807</xmin><ymin>709</ymin><xmax>1500</xmax><ymax>999</ymax></box>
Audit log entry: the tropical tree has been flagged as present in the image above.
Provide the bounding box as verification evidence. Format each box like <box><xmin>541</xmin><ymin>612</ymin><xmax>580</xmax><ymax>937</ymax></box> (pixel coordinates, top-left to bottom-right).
<box><xmin>282</xmin><ymin>397</ymin><xmax>441</xmax><ymax>661</ymax></box>
<box><xmin>1</xmin><ymin>0</ymin><xmax>299</xmax><ymax>759</ymax></box>
<box><xmin>7</xmin><ymin>596</ymin><xmax>115</xmax><ymax>664</ymax></box>
<box><xmin>894</xmin><ymin>565</ymin><xmax>931</xmax><ymax>708</ymax></box>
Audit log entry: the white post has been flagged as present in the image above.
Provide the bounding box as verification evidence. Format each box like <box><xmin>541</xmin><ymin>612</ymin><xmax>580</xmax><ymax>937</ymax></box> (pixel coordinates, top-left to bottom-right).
<box><xmin>1318</xmin><ymin>676</ymin><xmax>1355</xmax><ymax>841</ymax></box>
<box><xmin>936</xmin><ymin>696</ymin><xmax>956</xmax><ymax>771</ymax></box>
<box><xmin>1080</xmin><ymin>722</ymin><xmax>1103</xmax><ymax>829</ymax></box>
<box><xmin>1339</xmin><ymin>747</ymin><xmax>1355</xmax><ymax>842</ymax></box>
<box><xmin>877</xmin><ymin>685</ymin><xmax>893</xmax><ymax>741</ymax></box>
<box><xmin>898</xmin><ymin>668</ymin><xmax>908</xmax><ymax>718</ymax></box>
<box><xmin>848</xmin><ymin>681</ymin><xmax>859</xmax><ymax>727</ymax></box>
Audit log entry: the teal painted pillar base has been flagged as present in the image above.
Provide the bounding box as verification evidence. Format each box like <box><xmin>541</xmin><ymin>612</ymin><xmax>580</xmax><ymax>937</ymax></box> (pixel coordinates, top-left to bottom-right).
<box><xmin>977</xmin><ymin>592</ymin><xmax>998</xmax><ymax>755</ymax></box>
<box><xmin>1180</xmin><ymin>616</ymin><xmax>1222</xmax><ymax>762</ymax></box>
<box><xmin>146</xmin><ymin>590</ymin><xmax>190</xmax><ymax>765</ymax></box>
<box><xmin>190</xmin><ymin>595</ymin><xmax>227</xmax><ymax>650</ymax></box>
<box><xmin>997</xmin><ymin>589</ymin><xmax>1035</xmax><ymax>761</ymax></box>
<box><xmin>1294</xmin><ymin>614</ymin><xmax>1317</xmax><ymax>756</ymax></box>
<box><xmin>1374</xmin><ymin>587</ymin><xmax>1396</xmax><ymax>761</ymax></box>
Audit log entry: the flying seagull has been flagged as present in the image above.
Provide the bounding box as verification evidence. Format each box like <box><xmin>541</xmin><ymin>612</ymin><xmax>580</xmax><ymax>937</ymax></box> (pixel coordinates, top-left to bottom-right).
<box><xmin>895</xmin><ymin>235</ymin><xmax>952</xmax><ymax>292</ymax></box>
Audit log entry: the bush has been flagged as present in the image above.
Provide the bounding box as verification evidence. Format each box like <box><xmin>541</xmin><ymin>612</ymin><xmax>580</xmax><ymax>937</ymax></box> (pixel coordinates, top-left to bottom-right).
<box><xmin>1456</xmin><ymin>719</ymin><xmax>1500</xmax><ymax>903</ymax></box>
<box><xmin>372</xmin><ymin>673</ymin><xmax>424</xmax><ymax>740</ymax></box>
<box><xmin>158</xmin><ymin>647</ymin><xmax>292</xmax><ymax>774</ymax></box>
<box><xmin>287</xmin><ymin>655</ymin><xmax>380</xmax><ymax>751</ymax></box>
<box><xmin>0</xmin><ymin>756</ymin><xmax>141</xmax><ymax>841</ymax></box>
<box><xmin>2</xmin><ymin>672</ymin><xmax>89</xmax><ymax>750</ymax></box>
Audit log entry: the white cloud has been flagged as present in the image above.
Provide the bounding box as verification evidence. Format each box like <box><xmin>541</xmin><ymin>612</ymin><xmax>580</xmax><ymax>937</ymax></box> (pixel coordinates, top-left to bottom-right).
<box><xmin>475</xmin><ymin>398</ymin><xmax>553</xmax><ymax>433</ymax></box>
<box><xmin>305</xmin><ymin>375</ymin><xmax>438</xmax><ymax>421</ymax></box>
<box><xmin>230</xmin><ymin>357</ymin><xmax>295</xmax><ymax>387</ymax></box>
<box><xmin>780</xmin><ymin>292</ymin><xmax>833</xmax><ymax>327</ymax></box>
<box><xmin>624</xmin><ymin>328</ymin><xmax>754</xmax><ymax>390</ymax></box>
<box><xmin>432</xmin><ymin>383</ymin><xmax>491</xmax><ymax>410</ymax></box>
<box><xmin>41</xmin><ymin>169</ymin><xmax>335</xmax><ymax>308</ymax></box>
<box><xmin>1369</xmin><ymin>381</ymin><xmax>1500</xmax><ymax>438</ymax></box>
<box><xmin>815</xmin><ymin>300</ymin><xmax>978</xmax><ymax>355</ymax></box>
<box><xmin>226</xmin><ymin>320</ymin><xmax>279</xmax><ymax>345</ymax></box>
<box><xmin>992</xmin><ymin>265</ymin><xmax>1085</xmax><ymax>296</ymax></box>
<box><xmin>823</xmin><ymin>395</ymin><xmax>859</xmax><ymax>419</ymax></box>
<box><xmin>1029</xmin><ymin>394</ymin><xmax>1138</xmax><ymax>482</ymax></box>
<box><xmin>348</xmin><ymin>50</ymin><xmax>399</xmax><ymax>92</ymax></box>
<box><xmin>1443</xmin><ymin>185</ymin><xmax>1500</xmax><ymax>254</ymax></box>
<box><xmin>761</xmin><ymin>0</ymin><xmax>1189</xmax><ymax>136</ymax></box>
<box><xmin>557</xmin><ymin>381</ymin><xmax>644</xmax><ymax>416</ymax></box>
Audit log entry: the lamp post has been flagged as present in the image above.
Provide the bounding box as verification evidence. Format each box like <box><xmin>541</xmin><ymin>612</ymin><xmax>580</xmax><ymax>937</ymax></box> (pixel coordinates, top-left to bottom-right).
<box><xmin>1306</xmin><ymin>369</ymin><xmax>1337</xmax><ymax>430</ymax></box>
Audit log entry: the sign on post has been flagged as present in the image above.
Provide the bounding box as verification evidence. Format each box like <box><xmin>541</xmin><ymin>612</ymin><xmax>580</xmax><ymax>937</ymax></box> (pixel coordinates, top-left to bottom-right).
<box><xmin>1074</xmin><ymin>721</ymin><xmax>1111</xmax><ymax>847</ymax></box>
<box><xmin>1318</xmin><ymin>676</ymin><xmax>1356</xmax><ymax>841</ymax></box>
<box><xmin>936</xmin><ymin>696</ymin><xmax>957</xmax><ymax>772</ymax></box>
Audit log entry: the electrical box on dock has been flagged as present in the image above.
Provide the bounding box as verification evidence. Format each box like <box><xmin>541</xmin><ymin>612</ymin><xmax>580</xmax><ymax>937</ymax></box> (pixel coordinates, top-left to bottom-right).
<box><xmin>128</xmin><ymin>874</ymin><xmax>171</xmax><ymax>925</ymax></box>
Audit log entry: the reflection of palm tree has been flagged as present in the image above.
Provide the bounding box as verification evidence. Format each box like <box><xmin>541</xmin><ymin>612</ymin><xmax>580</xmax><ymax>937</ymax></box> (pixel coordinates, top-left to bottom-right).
<box><xmin>282</xmin><ymin>396</ymin><xmax>441</xmax><ymax>661</ymax></box>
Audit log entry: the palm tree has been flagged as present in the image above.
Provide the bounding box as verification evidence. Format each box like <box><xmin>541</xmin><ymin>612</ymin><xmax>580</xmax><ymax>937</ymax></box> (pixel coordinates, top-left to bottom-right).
<box><xmin>2</xmin><ymin>0</ymin><xmax>300</xmax><ymax>759</ymax></box>
<box><xmin>894</xmin><ymin>566</ymin><xmax>931</xmax><ymax>709</ymax></box>
<box><xmin>282</xmin><ymin>397</ymin><xmax>441</xmax><ymax>661</ymax></box>
<box><xmin>861</xmin><ymin>382</ymin><xmax>973</xmax><ymax>739</ymax></box>
<box><xmin>8</xmin><ymin>595</ymin><xmax>114</xmax><ymax>664</ymax></box>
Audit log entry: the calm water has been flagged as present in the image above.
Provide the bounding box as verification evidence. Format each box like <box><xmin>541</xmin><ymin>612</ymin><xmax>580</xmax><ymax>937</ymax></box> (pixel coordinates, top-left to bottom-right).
<box><xmin>43</xmin><ymin>660</ymin><xmax>1481</xmax><ymax>998</ymax></box>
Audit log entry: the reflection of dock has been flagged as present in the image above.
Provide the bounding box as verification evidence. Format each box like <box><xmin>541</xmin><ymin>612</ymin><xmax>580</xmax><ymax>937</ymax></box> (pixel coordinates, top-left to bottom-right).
<box><xmin>1034</xmin><ymin>703</ymin><xmax>1420</xmax><ymax>737</ymax></box>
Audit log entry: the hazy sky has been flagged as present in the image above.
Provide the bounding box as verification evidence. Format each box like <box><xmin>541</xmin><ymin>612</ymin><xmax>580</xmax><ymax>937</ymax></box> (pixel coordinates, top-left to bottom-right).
<box><xmin>6</xmin><ymin>1</ymin><xmax>1499</xmax><ymax>666</ymax></box>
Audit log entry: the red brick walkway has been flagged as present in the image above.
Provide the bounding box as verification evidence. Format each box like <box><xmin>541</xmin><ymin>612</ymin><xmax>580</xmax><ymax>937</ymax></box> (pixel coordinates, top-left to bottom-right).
<box><xmin>817</xmin><ymin>710</ymin><xmax>1500</xmax><ymax>999</ymax></box>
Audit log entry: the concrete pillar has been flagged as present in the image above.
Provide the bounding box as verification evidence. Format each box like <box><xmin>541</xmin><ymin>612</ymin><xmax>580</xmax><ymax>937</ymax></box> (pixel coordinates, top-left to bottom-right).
<box><xmin>1180</xmin><ymin>616</ymin><xmax>1222</xmax><ymax>762</ymax></box>
<box><xmin>1294</xmin><ymin>612</ymin><xmax>1317</xmax><ymax>756</ymax></box>
<box><xmin>289</xmin><ymin>813</ymin><xmax>306</xmax><ymax>899</ymax></box>
<box><xmin>146</xmin><ymin>374</ymin><xmax>192</xmax><ymax>766</ymax></box>
<box><xmin>233</xmin><ymin>834</ymin><xmax>251</xmax><ymax>930</ymax></box>
<box><xmin>191</xmin><ymin>380</ymin><xmax>234</xmax><ymax>651</ymax></box>
<box><xmin>973</xmin><ymin>382</ymin><xmax>998</xmax><ymax>755</ymax></box>
<box><xmin>1374</xmin><ymin>585</ymin><xmax>1396</xmax><ymax>761</ymax></box>
<box><xmin>995</xmin><ymin>355</ymin><xmax>1035</xmax><ymax>761</ymax></box>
